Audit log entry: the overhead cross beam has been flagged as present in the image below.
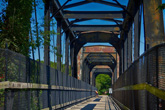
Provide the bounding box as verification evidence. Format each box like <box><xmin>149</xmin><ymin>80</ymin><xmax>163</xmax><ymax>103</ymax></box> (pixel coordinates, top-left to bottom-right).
<box><xmin>70</xmin><ymin>19</ymin><xmax>123</xmax><ymax>24</ymax></box>
<box><xmin>86</xmin><ymin>53</ymin><xmax>116</xmax><ymax>64</ymax></box>
<box><xmin>94</xmin><ymin>68</ymin><xmax>112</xmax><ymax>73</ymax></box>
<box><xmin>87</xmin><ymin>59</ymin><xmax>115</xmax><ymax>63</ymax></box>
<box><xmin>71</xmin><ymin>25</ymin><xmax>121</xmax><ymax>31</ymax></box>
<box><xmin>87</xmin><ymin>57</ymin><xmax>115</xmax><ymax>63</ymax></box>
<box><xmin>87</xmin><ymin>53</ymin><xmax>114</xmax><ymax>57</ymax></box>
<box><xmin>88</xmin><ymin>57</ymin><xmax>114</xmax><ymax>60</ymax></box>
<box><xmin>63</xmin><ymin>11</ymin><xmax>125</xmax><ymax>19</ymax></box>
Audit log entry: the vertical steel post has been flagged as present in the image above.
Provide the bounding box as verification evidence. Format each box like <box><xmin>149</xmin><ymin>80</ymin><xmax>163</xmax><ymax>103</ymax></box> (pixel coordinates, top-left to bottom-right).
<box><xmin>88</xmin><ymin>66</ymin><xmax>90</xmax><ymax>84</ymax></box>
<box><xmin>128</xmin><ymin>25</ymin><xmax>132</xmax><ymax>67</ymax></box>
<box><xmin>57</xmin><ymin>19</ymin><xmax>62</xmax><ymax>71</ymax></box>
<box><xmin>44</xmin><ymin>0</ymin><xmax>50</xmax><ymax>66</ymax></box>
<box><xmin>65</xmin><ymin>31</ymin><xmax>69</xmax><ymax>74</ymax></box>
<box><xmin>73</xmin><ymin>55</ymin><xmax>78</xmax><ymax>78</ymax></box>
<box><xmin>116</xmin><ymin>52</ymin><xmax>118</xmax><ymax>80</ymax></box>
<box><xmin>143</xmin><ymin>0</ymin><xmax>164</xmax><ymax>49</ymax></box>
<box><xmin>119</xmin><ymin>46</ymin><xmax>123</xmax><ymax>74</ymax></box>
<box><xmin>47</xmin><ymin>65</ymin><xmax>52</xmax><ymax>110</ymax></box>
<box><xmin>44</xmin><ymin>1</ymin><xmax>51</xmax><ymax>109</ymax></box>
<box><xmin>94</xmin><ymin>74</ymin><xmax>96</xmax><ymax>86</ymax></box>
<box><xmin>121</xmin><ymin>42</ymin><xmax>125</xmax><ymax>73</ymax></box>
<box><xmin>124</xmin><ymin>33</ymin><xmax>128</xmax><ymax>71</ymax></box>
<box><xmin>84</xmin><ymin>62</ymin><xmax>86</xmax><ymax>82</ymax></box>
<box><xmin>70</xmin><ymin>42</ymin><xmax>74</xmax><ymax>76</ymax></box>
<box><xmin>5</xmin><ymin>43</ymin><xmax>8</xmax><ymax>81</ymax></box>
<box><xmin>156</xmin><ymin>47</ymin><xmax>159</xmax><ymax>110</ymax></box>
<box><xmin>143</xmin><ymin>1</ymin><xmax>164</xmax><ymax>108</ymax></box>
<box><xmin>79</xmin><ymin>47</ymin><xmax>84</xmax><ymax>80</ymax></box>
<box><xmin>4</xmin><ymin>43</ymin><xmax>8</xmax><ymax>110</ymax></box>
<box><xmin>134</xmin><ymin>9</ymin><xmax>141</xmax><ymax>60</ymax></box>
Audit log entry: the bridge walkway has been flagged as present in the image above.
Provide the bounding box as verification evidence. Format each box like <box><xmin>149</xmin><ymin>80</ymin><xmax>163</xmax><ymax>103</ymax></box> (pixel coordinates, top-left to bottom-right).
<box><xmin>65</xmin><ymin>95</ymin><xmax>120</xmax><ymax>110</ymax></box>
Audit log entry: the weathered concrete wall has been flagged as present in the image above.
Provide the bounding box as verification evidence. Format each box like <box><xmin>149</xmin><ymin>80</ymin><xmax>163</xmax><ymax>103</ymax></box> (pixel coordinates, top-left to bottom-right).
<box><xmin>77</xmin><ymin>45</ymin><xmax>119</xmax><ymax>80</ymax></box>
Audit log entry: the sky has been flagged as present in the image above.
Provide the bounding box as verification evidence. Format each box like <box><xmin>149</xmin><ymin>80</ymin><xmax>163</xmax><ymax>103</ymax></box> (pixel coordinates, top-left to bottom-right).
<box><xmin>0</xmin><ymin>0</ymin><xmax>165</xmax><ymax>63</ymax></box>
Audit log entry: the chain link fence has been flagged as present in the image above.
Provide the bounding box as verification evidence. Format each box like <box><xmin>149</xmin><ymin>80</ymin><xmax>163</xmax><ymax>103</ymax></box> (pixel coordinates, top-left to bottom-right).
<box><xmin>112</xmin><ymin>44</ymin><xmax>165</xmax><ymax>110</ymax></box>
<box><xmin>0</xmin><ymin>49</ymin><xmax>97</xmax><ymax>110</ymax></box>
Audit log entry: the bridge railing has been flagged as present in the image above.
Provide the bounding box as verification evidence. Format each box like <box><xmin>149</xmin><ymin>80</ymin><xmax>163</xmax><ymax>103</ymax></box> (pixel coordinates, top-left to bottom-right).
<box><xmin>112</xmin><ymin>43</ymin><xmax>165</xmax><ymax>110</ymax></box>
<box><xmin>0</xmin><ymin>49</ymin><xmax>97</xmax><ymax>110</ymax></box>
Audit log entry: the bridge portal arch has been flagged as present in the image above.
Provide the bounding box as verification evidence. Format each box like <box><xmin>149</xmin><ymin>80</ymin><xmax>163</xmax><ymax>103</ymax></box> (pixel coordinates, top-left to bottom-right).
<box><xmin>81</xmin><ymin>53</ymin><xmax>116</xmax><ymax>83</ymax></box>
<box><xmin>70</xmin><ymin>32</ymin><xmax>121</xmax><ymax>78</ymax></box>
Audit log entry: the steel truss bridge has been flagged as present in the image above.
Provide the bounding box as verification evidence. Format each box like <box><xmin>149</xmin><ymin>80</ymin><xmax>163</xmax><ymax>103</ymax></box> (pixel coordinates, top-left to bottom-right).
<box><xmin>0</xmin><ymin>0</ymin><xmax>165</xmax><ymax>110</ymax></box>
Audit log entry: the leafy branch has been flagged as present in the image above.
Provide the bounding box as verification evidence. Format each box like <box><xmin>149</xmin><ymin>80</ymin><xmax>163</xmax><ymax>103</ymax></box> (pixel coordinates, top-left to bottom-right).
<box><xmin>157</xmin><ymin>3</ymin><xmax>165</xmax><ymax>10</ymax></box>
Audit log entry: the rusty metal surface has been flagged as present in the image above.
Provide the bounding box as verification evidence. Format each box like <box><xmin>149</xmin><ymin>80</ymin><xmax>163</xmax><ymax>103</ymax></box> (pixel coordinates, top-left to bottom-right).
<box><xmin>143</xmin><ymin>0</ymin><xmax>165</xmax><ymax>49</ymax></box>
<box><xmin>63</xmin><ymin>11</ymin><xmax>125</xmax><ymax>19</ymax></box>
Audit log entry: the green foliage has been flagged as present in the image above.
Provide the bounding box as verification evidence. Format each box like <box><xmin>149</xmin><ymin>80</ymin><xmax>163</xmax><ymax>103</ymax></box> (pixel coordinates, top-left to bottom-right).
<box><xmin>95</xmin><ymin>74</ymin><xmax>111</xmax><ymax>95</ymax></box>
<box><xmin>50</xmin><ymin>61</ymin><xmax>72</xmax><ymax>75</ymax></box>
<box><xmin>0</xmin><ymin>0</ymin><xmax>33</xmax><ymax>56</ymax></box>
<box><xmin>157</xmin><ymin>3</ymin><xmax>165</xmax><ymax>10</ymax></box>
<box><xmin>0</xmin><ymin>0</ymin><xmax>61</xmax><ymax>60</ymax></box>
<box><xmin>38</xmin><ymin>60</ymin><xmax>72</xmax><ymax>75</ymax></box>
<box><xmin>0</xmin><ymin>89</ymin><xmax>5</xmax><ymax>107</ymax></box>
<box><xmin>30</xmin><ymin>90</ymin><xmax>42</xmax><ymax>110</ymax></box>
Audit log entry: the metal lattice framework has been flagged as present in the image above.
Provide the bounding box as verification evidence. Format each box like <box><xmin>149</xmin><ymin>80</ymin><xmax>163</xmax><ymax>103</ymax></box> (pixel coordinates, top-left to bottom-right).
<box><xmin>86</xmin><ymin>53</ymin><xmax>116</xmax><ymax>70</ymax></box>
<box><xmin>81</xmin><ymin>52</ymin><xmax>116</xmax><ymax>83</ymax></box>
<box><xmin>42</xmin><ymin>0</ymin><xmax>165</xmax><ymax>109</ymax></box>
<box><xmin>1</xmin><ymin>0</ymin><xmax>165</xmax><ymax>110</ymax></box>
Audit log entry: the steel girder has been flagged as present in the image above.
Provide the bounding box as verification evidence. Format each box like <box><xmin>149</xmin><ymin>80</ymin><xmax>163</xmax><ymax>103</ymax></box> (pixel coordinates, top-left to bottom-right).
<box><xmin>85</xmin><ymin>52</ymin><xmax>117</xmax><ymax>70</ymax></box>
<box><xmin>86</xmin><ymin>53</ymin><xmax>116</xmax><ymax>64</ymax></box>
<box><xmin>50</xmin><ymin>0</ymin><xmax>129</xmax><ymax>78</ymax></box>
<box><xmin>71</xmin><ymin>32</ymin><xmax>120</xmax><ymax>78</ymax></box>
<box><xmin>63</xmin><ymin>11</ymin><xmax>125</xmax><ymax>19</ymax></box>
<box><xmin>74</xmin><ymin>32</ymin><xmax>121</xmax><ymax>56</ymax></box>
<box><xmin>81</xmin><ymin>52</ymin><xmax>116</xmax><ymax>83</ymax></box>
<box><xmin>71</xmin><ymin>25</ymin><xmax>121</xmax><ymax>32</ymax></box>
<box><xmin>94</xmin><ymin>68</ymin><xmax>112</xmax><ymax>73</ymax></box>
<box><xmin>93</xmin><ymin>68</ymin><xmax>113</xmax><ymax>80</ymax></box>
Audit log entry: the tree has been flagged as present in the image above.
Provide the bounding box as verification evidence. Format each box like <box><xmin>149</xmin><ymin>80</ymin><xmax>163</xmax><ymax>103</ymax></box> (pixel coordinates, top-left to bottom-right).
<box><xmin>95</xmin><ymin>74</ymin><xmax>111</xmax><ymax>95</ymax></box>
<box><xmin>0</xmin><ymin>0</ymin><xmax>33</xmax><ymax>56</ymax></box>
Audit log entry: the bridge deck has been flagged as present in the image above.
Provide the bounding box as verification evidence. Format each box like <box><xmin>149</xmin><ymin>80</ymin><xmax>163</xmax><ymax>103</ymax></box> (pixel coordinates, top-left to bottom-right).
<box><xmin>65</xmin><ymin>95</ymin><xmax>120</xmax><ymax>110</ymax></box>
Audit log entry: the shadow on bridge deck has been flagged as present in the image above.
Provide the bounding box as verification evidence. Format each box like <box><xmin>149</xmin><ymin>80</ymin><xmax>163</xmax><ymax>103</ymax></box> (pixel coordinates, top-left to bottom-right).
<box><xmin>65</xmin><ymin>95</ymin><xmax>120</xmax><ymax>110</ymax></box>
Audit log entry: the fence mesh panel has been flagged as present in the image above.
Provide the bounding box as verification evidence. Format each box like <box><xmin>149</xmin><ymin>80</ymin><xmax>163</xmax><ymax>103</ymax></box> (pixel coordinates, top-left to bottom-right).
<box><xmin>112</xmin><ymin>44</ymin><xmax>165</xmax><ymax>110</ymax></box>
<box><xmin>0</xmin><ymin>49</ymin><xmax>97</xmax><ymax>110</ymax></box>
